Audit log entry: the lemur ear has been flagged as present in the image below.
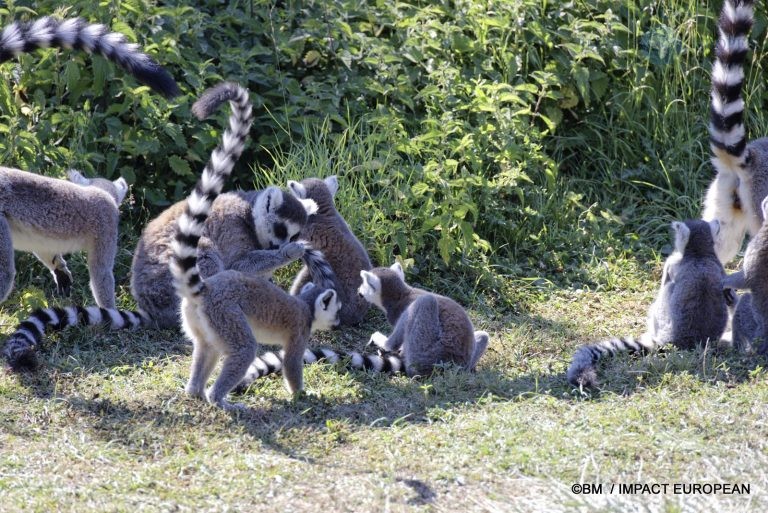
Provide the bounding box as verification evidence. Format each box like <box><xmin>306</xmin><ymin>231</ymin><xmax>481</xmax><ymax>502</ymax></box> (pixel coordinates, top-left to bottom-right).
<box><xmin>114</xmin><ymin>177</ymin><xmax>129</xmax><ymax>203</ymax></box>
<box><xmin>671</xmin><ymin>221</ymin><xmax>691</xmax><ymax>252</ymax></box>
<box><xmin>761</xmin><ymin>196</ymin><xmax>768</xmax><ymax>221</ymax></box>
<box><xmin>288</xmin><ymin>180</ymin><xmax>307</xmax><ymax>199</ymax></box>
<box><xmin>360</xmin><ymin>270</ymin><xmax>379</xmax><ymax>289</ymax></box>
<box><xmin>300</xmin><ymin>282</ymin><xmax>316</xmax><ymax>294</ymax></box>
<box><xmin>321</xmin><ymin>289</ymin><xmax>336</xmax><ymax>309</ymax></box>
<box><xmin>301</xmin><ymin>198</ymin><xmax>318</xmax><ymax>216</ymax></box>
<box><xmin>708</xmin><ymin>219</ymin><xmax>721</xmax><ymax>238</ymax></box>
<box><xmin>324</xmin><ymin>175</ymin><xmax>339</xmax><ymax>197</ymax></box>
<box><xmin>67</xmin><ymin>169</ymin><xmax>91</xmax><ymax>186</ymax></box>
<box><xmin>263</xmin><ymin>186</ymin><xmax>283</xmax><ymax>214</ymax></box>
<box><xmin>390</xmin><ymin>261</ymin><xmax>405</xmax><ymax>281</ymax></box>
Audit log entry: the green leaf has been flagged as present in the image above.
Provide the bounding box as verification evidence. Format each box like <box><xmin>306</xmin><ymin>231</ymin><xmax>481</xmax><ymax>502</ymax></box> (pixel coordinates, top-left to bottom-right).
<box><xmin>168</xmin><ymin>156</ymin><xmax>192</xmax><ymax>177</ymax></box>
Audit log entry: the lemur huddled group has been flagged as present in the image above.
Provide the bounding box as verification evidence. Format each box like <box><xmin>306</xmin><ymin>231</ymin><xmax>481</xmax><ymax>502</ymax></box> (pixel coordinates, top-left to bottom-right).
<box><xmin>0</xmin><ymin>16</ymin><xmax>488</xmax><ymax>409</ymax></box>
<box><xmin>1</xmin><ymin>1</ymin><xmax>764</xmax><ymax>407</ymax></box>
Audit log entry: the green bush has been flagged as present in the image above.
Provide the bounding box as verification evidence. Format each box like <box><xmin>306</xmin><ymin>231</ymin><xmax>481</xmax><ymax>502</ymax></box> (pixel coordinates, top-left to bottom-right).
<box><xmin>1</xmin><ymin>0</ymin><xmax>759</xmax><ymax>298</ymax></box>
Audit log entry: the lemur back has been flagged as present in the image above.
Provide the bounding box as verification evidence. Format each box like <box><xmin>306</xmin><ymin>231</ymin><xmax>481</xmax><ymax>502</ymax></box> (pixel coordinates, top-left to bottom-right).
<box><xmin>0</xmin><ymin>17</ymin><xmax>178</xmax><ymax>310</ymax></box>
<box><xmin>702</xmin><ymin>0</ymin><xmax>768</xmax><ymax>263</ymax></box>
<box><xmin>287</xmin><ymin>176</ymin><xmax>372</xmax><ymax>325</ymax></box>
<box><xmin>567</xmin><ymin>220</ymin><xmax>729</xmax><ymax>388</ymax></box>
<box><xmin>169</xmin><ymin>82</ymin><xmax>341</xmax><ymax>410</ymax></box>
<box><xmin>357</xmin><ymin>262</ymin><xmax>489</xmax><ymax>377</ymax></box>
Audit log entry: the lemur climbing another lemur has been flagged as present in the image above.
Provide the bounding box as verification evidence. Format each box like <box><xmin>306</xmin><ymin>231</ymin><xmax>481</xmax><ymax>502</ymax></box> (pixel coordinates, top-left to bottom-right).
<box><xmin>169</xmin><ymin>82</ymin><xmax>341</xmax><ymax>410</ymax></box>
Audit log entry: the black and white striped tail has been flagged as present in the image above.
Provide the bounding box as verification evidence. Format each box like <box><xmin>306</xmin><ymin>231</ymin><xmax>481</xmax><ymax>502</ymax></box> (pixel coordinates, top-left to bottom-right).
<box><xmin>566</xmin><ymin>334</ymin><xmax>659</xmax><ymax>388</ymax></box>
<box><xmin>3</xmin><ymin>305</ymin><xmax>149</xmax><ymax>371</ymax></box>
<box><xmin>0</xmin><ymin>17</ymin><xmax>179</xmax><ymax>97</ymax></box>
<box><xmin>236</xmin><ymin>347</ymin><xmax>405</xmax><ymax>390</ymax></box>
<box><xmin>709</xmin><ymin>0</ymin><xmax>753</xmax><ymax>159</ymax></box>
<box><xmin>302</xmin><ymin>247</ymin><xmax>338</xmax><ymax>290</ymax></box>
<box><xmin>170</xmin><ymin>82</ymin><xmax>253</xmax><ymax>299</ymax></box>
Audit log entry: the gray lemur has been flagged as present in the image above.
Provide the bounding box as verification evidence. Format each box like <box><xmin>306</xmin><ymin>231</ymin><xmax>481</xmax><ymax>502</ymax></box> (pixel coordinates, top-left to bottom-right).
<box><xmin>722</xmin><ymin>195</ymin><xmax>768</xmax><ymax>353</ymax></box>
<box><xmin>0</xmin><ymin>16</ymin><xmax>179</xmax><ymax>308</ymax></box>
<box><xmin>169</xmin><ymin>82</ymin><xmax>341</xmax><ymax>410</ymax></box>
<box><xmin>702</xmin><ymin>0</ymin><xmax>768</xmax><ymax>263</ymax></box>
<box><xmin>0</xmin><ymin>168</ymin><xmax>128</xmax><ymax>308</ymax></box>
<box><xmin>2</xmin><ymin>82</ymin><xmax>338</xmax><ymax>371</ymax></box>
<box><xmin>357</xmin><ymin>262</ymin><xmax>488</xmax><ymax>377</ymax></box>
<box><xmin>287</xmin><ymin>176</ymin><xmax>373</xmax><ymax>326</ymax></box>
<box><xmin>567</xmin><ymin>220</ymin><xmax>730</xmax><ymax>388</ymax></box>
<box><xmin>131</xmin><ymin>127</ymin><xmax>323</xmax><ymax>330</ymax></box>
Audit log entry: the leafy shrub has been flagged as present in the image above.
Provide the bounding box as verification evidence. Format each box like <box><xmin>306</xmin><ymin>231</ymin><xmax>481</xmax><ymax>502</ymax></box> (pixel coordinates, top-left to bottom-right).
<box><xmin>1</xmin><ymin>0</ymin><xmax>757</xmax><ymax>298</ymax></box>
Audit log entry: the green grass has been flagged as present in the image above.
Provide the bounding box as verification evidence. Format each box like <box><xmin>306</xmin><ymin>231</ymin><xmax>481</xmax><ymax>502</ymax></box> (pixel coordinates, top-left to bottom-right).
<box><xmin>1</xmin><ymin>256</ymin><xmax>766</xmax><ymax>512</ymax></box>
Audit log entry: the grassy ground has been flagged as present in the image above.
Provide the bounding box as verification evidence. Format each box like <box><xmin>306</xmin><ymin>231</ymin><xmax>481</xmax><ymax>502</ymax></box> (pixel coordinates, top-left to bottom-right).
<box><xmin>1</xmin><ymin>256</ymin><xmax>765</xmax><ymax>512</ymax></box>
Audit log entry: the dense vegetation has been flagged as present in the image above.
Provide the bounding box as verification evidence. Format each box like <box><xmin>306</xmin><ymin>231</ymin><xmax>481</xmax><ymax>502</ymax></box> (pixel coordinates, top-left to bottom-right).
<box><xmin>4</xmin><ymin>0</ymin><xmax>766</xmax><ymax>302</ymax></box>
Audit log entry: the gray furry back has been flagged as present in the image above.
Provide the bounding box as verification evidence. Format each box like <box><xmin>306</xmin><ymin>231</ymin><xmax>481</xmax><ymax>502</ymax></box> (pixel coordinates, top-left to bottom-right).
<box><xmin>0</xmin><ymin>17</ymin><xmax>179</xmax><ymax>97</ymax></box>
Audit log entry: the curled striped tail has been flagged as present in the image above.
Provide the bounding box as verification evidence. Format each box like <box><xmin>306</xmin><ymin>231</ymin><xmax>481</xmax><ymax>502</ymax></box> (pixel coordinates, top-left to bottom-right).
<box><xmin>236</xmin><ymin>347</ymin><xmax>405</xmax><ymax>391</ymax></box>
<box><xmin>302</xmin><ymin>246</ymin><xmax>338</xmax><ymax>291</ymax></box>
<box><xmin>566</xmin><ymin>334</ymin><xmax>660</xmax><ymax>388</ymax></box>
<box><xmin>170</xmin><ymin>82</ymin><xmax>253</xmax><ymax>299</ymax></box>
<box><xmin>0</xmin><ymin>16</ymin><xmax>179</xmax><ymax>97</ymax></box>
<box><xmin>3</xmin><ymin>306</ymin><xmax>149</xmax><ymax>371</ymax></box>
<box><xmin>709</xmin><ymin>0</ymin><xmax>753</xmax><ymax>162</ymax></box>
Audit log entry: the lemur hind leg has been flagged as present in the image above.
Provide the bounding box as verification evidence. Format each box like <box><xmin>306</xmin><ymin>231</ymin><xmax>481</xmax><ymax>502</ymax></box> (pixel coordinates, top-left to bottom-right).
<box><xmin>0</xmin><ymin>215</ymin><xmax>16</xmax><ymax>302</ymax></box>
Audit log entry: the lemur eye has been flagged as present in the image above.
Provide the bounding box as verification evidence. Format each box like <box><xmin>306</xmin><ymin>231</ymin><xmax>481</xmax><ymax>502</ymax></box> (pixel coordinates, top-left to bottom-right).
<box><xmin>289</xmin><ymin>233</ymin><xmax>299</xmax><ymax>242</ymax></box>
<box><xmin>273</xmin><ymin>223</ymin><xmax>287</xmax><ymax>239</ymax></box>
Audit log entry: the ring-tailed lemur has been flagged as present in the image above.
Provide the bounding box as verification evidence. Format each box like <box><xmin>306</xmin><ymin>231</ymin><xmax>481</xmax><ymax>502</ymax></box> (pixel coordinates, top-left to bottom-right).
<box><xmin>0</xmin><ymin>16</ymin><xmax>179</xmax><ymax>97</ymax></box>
<box><xmin>287</xmin><ymin>176</ymin><xmax>372</xmax><ymax>325</ymax></box>
<box><xmin>0</xmin><ymin>17</ymin><xmax>179</xmax><ymax>309</ymax></box>
<box><xmin>567</xmin><ymin>220</ymin><xmax>730</xmax><ymax>388</ymax></box>
<box><xmin>702</xmin><ymin>0</ymin><xmax>768</xmax><ymax>263</ymax></box>
<box><xmin>236</xmin><ymin>346</ymin><xmax>405</xmax><ymax>391</ymax></box>
<box><xmin>353</xmin><ymin>262</ymin><xmax>489</xmax><ymax>377</ymax></box>
<box><xmin>130</xmin><ymin>116</ymin><xmax>323</xmax><ymax>329</ymax></box>
<box><xmin>169</xmin><ymin>82</ymin><xmax>341</xmax><ymax>410</ymax></box>
<box><xmin>0</xmin><ymin>168</ymin><xmax>128</xmax><ymax>308</ymax></box>
<box><xmin>722</xmin><ymin>195</ymin><xmax>768</xmax><ymax>353</ymax></box>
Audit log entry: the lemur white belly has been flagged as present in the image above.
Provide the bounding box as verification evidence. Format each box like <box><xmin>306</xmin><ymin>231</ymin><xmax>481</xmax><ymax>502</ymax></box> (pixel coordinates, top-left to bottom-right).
<box><xmin>9</xmin><ymin>219</ymin><xmax>86</xmax><ymax>254</ymax></box>
<box><xmin>247</xmin><ymin>319</ymin><xmax>289</xmax><ymax>348</ymax></box>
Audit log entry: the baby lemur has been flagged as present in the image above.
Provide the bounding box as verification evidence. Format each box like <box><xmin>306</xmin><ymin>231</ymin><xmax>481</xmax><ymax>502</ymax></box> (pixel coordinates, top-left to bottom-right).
<box><xmin>567</xmin><ymin>220</ymin><xmax>730</xmax><ymax>388</ymax></box>
<box><xmin>170</xmin><ymin>82</ymin><xmax>341</xmax><ymax>410</ymax></box>
<box><xmin>358</xmin><ymin>262</ymin><xmax>488</xmax><ymax>377</ymax></box>
<box><xmin>235</xmin><ymin>261</ymin><xmax>489</xmax><ymax>390</ymax></box>
<box><xmin>0</xmin><ymin>16</ymin><xmax>178</xmax><ymax>308</ymax></box>
<box><xmin>287</xmin><ymin>176</ymin><xmax>372</xmax><ymax>326</ymax></box>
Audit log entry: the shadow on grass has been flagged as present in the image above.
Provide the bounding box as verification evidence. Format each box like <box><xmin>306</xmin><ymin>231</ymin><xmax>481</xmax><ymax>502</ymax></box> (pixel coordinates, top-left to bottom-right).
<box><xmin>5</xmin><ymin>300</ymin><xmax>764</xmax><ymax>461</ymax></box>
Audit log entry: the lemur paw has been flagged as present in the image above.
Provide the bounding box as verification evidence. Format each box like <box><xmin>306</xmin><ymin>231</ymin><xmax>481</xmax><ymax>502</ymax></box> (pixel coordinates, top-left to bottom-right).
<box><xmin>368</xmin><ymin>331</ymin><xmax>389</xmax><ymax>349</ymax></box>
<box><xmin>279</xmin><ymin>241</ymin><xmax>306</xmax><ymax>261</ymax></box>
<box><xmin>53</xmin><ymin>268</ymin><xmax>73</xmax><ymax>296</ymax></box>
